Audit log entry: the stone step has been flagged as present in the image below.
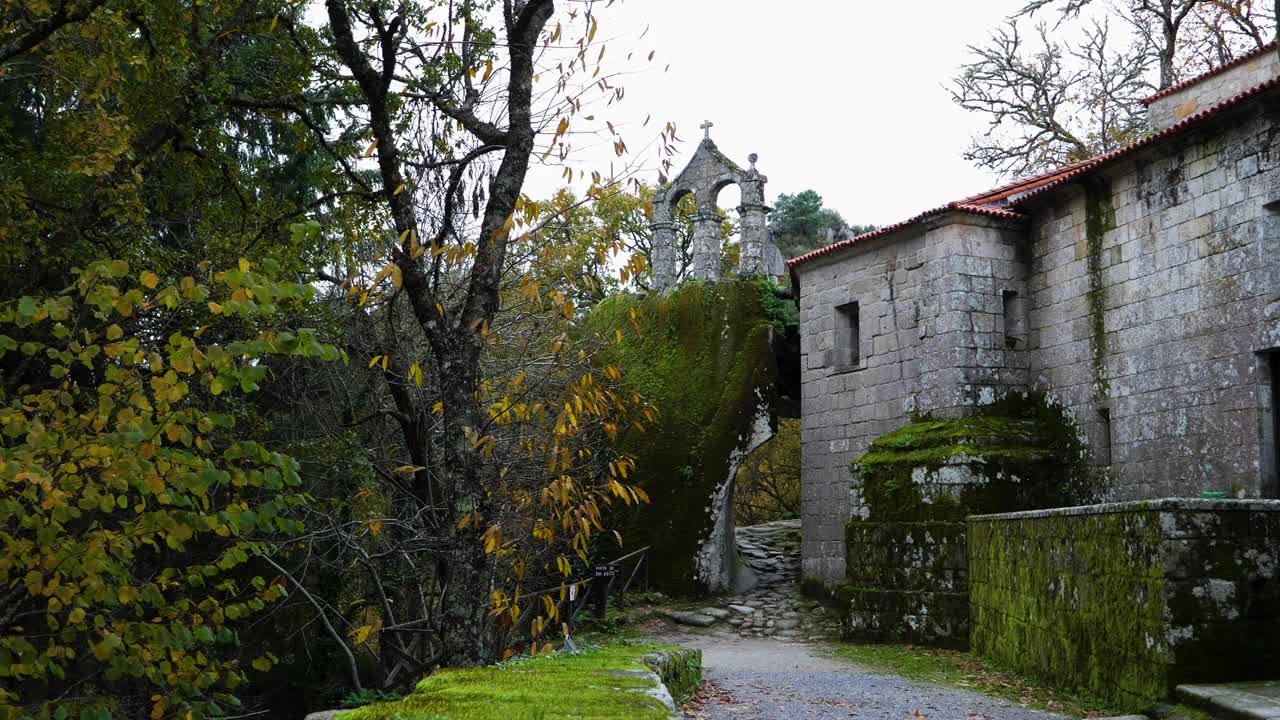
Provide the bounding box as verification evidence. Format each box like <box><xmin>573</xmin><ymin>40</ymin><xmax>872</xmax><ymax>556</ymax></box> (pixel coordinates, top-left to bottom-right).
<box><xmin>1177</xmin><ymin>682</ymin><xmax>1280</xmax><ymax>719</ymax></box>
<box><xmin>661</xmin><ymin>610</ymin><xmax>718</xmax><ymax>627</ymax></box>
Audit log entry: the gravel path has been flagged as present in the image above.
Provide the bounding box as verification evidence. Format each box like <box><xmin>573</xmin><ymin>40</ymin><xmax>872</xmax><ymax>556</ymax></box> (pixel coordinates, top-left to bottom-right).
<box><xmin>647</xmin><ymin>626</ymin><xmax>1069</xmax><ymax>720</ymax></box>
<box><xmin>646</xmin><ymin>521</ymin><xmax>1069</xmax><ymax>719</ymax></box>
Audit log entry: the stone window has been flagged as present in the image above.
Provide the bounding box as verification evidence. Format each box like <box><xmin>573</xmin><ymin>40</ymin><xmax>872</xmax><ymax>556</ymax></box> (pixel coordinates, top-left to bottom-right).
<box><xmin>1096</xmin><ymin>407</ymin><xmax>1112</xmax><ymax>466</ymax></box>
<box><xmin>1261</xmin><ymin>351</ymin><xmax>1280</xmax><ymax>498</ymax></box>
<box><xmin>834</xmin><ymin>301</ymin><xmax>860</xmax><ymax>369</ymax></box>
<box><xmin>1001</xmin><ymin>289</ymin><xmax>1026</xmax><ymax>349</ymax></box>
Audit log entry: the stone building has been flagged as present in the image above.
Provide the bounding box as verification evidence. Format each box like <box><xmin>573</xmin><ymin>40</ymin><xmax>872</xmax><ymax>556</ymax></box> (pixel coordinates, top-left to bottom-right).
<box><xmin>790</xmin><ymin>42</ymin><xmax>1280</xmax><ymax>582</ymax></box>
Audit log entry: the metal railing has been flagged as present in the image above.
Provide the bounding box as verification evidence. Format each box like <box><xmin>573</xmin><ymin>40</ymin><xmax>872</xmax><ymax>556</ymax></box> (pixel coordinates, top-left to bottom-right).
<box><xmin>489</xmin><ymin>545</ymin><xmax>650</xmax><ymax>656</ymax></box>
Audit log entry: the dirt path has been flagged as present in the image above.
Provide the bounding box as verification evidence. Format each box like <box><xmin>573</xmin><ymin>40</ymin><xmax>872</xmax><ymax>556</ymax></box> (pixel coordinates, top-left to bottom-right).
<box><xmin>645</xmin><ymin>623</ymin><xmax>1067</xmax><ymax>720</ymax></box>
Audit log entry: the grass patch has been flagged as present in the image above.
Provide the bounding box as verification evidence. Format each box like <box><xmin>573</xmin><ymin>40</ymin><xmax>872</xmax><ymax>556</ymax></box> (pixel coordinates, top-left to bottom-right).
<box><xmin>824</xmin><ymin>643</ymin><xmax>1117</xmax><ymax>718</ymax></box>
<box><xmin>341</xmin><ymin>640</ymin><xmax>690</xmax><ymax>720</ymax></box>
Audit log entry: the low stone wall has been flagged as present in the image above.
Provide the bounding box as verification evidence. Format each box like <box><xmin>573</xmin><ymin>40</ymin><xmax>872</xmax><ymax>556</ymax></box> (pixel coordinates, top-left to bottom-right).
<box><xmin>970</xmin><ymin>499</ymin><xmax>1280</xmax><ymax>710</ymax></box>
<box><xmin>843</xmin><ymin>521</ymin><xmax>969</xmax><ymax>648</ymax></box>
<box><xmin>834</xmin><ymin>397</ymin><xmax>1094</xmax><ymax>648</ymax></box>
<box><xmin>641</xmin><ymin>648</ymin><xmax>703</xmax><ymax>705</ymax></box>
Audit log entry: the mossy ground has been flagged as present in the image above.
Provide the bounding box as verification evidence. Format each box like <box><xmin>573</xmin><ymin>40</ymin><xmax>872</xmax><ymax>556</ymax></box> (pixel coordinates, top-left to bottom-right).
<box><xmin>341</xmin><ymin>640</ymin><xmax>690</xmax><ymax>720</ymax></box>
<box><xmin>824</xmin><ymin>643</ymin><xmax>1117</xmax><ymax>717</ymax></box>
<box><xmin>824</xmin><ymin>642</ymin><xmax>1213</xmax><ymax>720</ymax></box>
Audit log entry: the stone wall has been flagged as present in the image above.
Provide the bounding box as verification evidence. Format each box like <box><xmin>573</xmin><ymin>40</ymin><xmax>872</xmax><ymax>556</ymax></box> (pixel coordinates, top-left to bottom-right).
<box><xmin>797</xmin><ymin>86</ymin><xmax>1280</xmax><ymax>582</ymax></box>
<box><xmin>1147</xmin><ymin>46</ymin><xmax>1280</xmax><ymax>131</ymax></box>
<box><xmin>796</xmin><ymin>229</ymin><xmax>927</xmax><ymax>580</ymax></box>
<box><xmin>843</xmin><ymin>521</ymin><xmax>969</xmax><ymax>648</ymax></box>
<box><xmin>1023</xmin><ymin>100</ymin><xmax>1280</xmax><ymax>501</ymax></box>
<box><xmin>796</xmin><ymin>216</ymin><xmax>1029</xmax><ymax>580</ymax></box>
<box><xmin>970</xmin><ymin>499</ymin><xmax>1280</xmax><ymax>710</ymax></box>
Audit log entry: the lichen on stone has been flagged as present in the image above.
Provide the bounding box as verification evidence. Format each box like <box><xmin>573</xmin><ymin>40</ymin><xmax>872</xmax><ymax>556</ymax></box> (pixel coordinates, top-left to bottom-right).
<box><xmin>1084</xmin><ymin>180</ymin><xmax>1115</xmax><ymax>402</ymax></box>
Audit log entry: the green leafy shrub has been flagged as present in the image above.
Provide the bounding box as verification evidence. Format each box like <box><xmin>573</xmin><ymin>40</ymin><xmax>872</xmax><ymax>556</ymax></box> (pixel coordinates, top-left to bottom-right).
<box><xmin>0</xmin><ymin>259</ymin><xmax>338</xmax><ymax>719</ymax></box>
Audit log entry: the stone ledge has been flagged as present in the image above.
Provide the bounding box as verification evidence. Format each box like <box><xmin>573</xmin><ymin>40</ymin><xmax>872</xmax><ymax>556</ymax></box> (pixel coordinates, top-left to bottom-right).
<box><xmin>1177</xmin><ymin>682</ymin><xmax>1280</xmax><ymax>720</ymax></box>
<box><xmin>642</xmin><ymin>647</ymin><xmax>703</xmax><ymax>706</ymax></box>
<box><xmin>969</xmin><ymin>497</ymin><xmax>1280</xmax><ymax>522</ymax></box>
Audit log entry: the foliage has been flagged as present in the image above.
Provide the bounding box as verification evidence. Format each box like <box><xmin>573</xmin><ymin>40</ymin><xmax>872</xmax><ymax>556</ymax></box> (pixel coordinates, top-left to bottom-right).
<box><xmin>340</xmin><ymin>641</ymin><xmax>695</xmax><ymax>720</ymax></box>
<box><xmin>768</xmin><ymin>190</ymin><xmax>873</xmax><ymax>259</ymax></box>
<box><xmin>0</xmin><ymin>0</ymin><xmax>339</xmax><ymax>293</ymax></box>
<box><xmin>296</xmin><ymin>0</ymin><xmax>685</xmax><ymax>671</ymax></box>
<box><xmin>584</xmin><ymin>280</ymin><xmax>780</xmax><ymax>594</ymax></box>
<box><xmin>953</xmin><ymin>1</ymin><xmax>1275</xmax><ymax>176</ymax></box>
<box><xmin>525</xmin><ymin>184</ymin><xmax>739</xmax><ymax>306</ymax></box>
<box><xmin>0</xmin><ymin>0</ymin><xmax>679</xmax><ymax>703</ymax></box>
<box><xmin>734</xmin><ymin>418</ymin><xmax>800</xmax><ymax>525</ymax></box>
<box><xmin>0</xmin><ymin>258</ymin><xmax>337</xmax><ymax>719</ymax></box>
<box><xmin>340</xmin><ymin>688</ymin><xmax>402</xmax><ymax>709</ymax></box>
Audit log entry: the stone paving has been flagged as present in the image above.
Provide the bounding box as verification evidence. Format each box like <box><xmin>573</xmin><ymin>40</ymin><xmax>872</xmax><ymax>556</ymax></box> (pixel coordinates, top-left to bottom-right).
<box><xmin>661</xmin><ymin>520</ymin><xmax>842</xmax><ymax>641</ymax></box>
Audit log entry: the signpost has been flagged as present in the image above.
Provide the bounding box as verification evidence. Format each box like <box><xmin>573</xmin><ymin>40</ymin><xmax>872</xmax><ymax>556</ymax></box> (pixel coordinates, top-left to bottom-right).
<box><xmin>592</xmin><ymin>563</ymin><xmax>617</xmax><ymax>618</ymax></box>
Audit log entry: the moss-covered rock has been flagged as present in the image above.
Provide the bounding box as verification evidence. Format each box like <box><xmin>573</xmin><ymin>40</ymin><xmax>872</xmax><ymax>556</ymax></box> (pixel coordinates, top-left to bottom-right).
<box><xmin>338</xmin><ymin>641</ymin><xmax>700</xmax><ymax>720</ymax></box>
<box><xmin>641</xmin><ymin>648</ymin><xmax>702</xmax><ymax>704</ymax></box>
<box><xmin>836</xmin><ymin>393</ymin><xmax>1098</xmax><ymax>648</ymax></box>
<box><xmin>854</xmin><ymin>392</ymin><xmax>1096</xmax><ymax>522</ymax></box>
<box><xmin>583</xmin><ymin>280</ymin><xmax>783</xmax><ymax>595</ymax></box>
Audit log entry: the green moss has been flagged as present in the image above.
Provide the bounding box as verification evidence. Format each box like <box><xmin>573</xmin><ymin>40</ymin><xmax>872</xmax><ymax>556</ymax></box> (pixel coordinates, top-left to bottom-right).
<box><xmin>1084</xmin><ymin>180</ymin><xmax>1114</xmax><ymax>401</ymax></box>
<box><xmin>340</xmin><ymin>641</ymin><xmax>699</xmax><ymax>720</ymax></box>
<box><xmin>639</xmin><ymin>648</ymin><xmax>701</xmax><ymax>703</ymax></box>
<box><xmin>584</xmin><ymin>280</ymin><xmax>781</xmax><ymax>595</ymax></box>
<box><xmin>969</xmin><ymin>510</ymin><xmax>1168</xmax><ymax>710</ymax></box>
<box><xmin>851</xmin><ymin>392</ymin><xmax>1095</xmax><ymax>522</ymax></box>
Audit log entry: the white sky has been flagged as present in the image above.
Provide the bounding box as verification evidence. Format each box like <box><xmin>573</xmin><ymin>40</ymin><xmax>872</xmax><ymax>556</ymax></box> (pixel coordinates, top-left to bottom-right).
<box><xmin>526</xmin><ymin>0</ymin><xmax>1028</xmax><ymax>227</ymax></box>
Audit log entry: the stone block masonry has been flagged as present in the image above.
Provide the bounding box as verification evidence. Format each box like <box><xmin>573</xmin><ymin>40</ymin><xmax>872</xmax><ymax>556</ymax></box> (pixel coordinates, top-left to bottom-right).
<box><xmin>969</xmin><ymin>499</ymin><xmax>1280</xmax><ymax>710</ymax></box>
<box><xmin>797</xmin><ymin>85</ymin><xmax>1280</xmax><ymax>582</ymax></box>
<box><xmin>843</xmin><ymin>521</ymin><xmax>969</xmax><ymax>648</ymax></box>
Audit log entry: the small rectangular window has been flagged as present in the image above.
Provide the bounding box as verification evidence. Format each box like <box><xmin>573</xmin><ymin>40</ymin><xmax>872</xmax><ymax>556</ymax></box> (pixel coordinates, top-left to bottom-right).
<box><xmin>1097</xmin><ymin>407</ymin><xmax>1113</xmax><ymax>466</ymax></box>
<box><xmin>836</xmin><ymin>301</ymin><xmax>860</xmax><ymax>367</ymax></box>
<box><xmin>1002</xmin><ymin>289</ymin><xmax>1026</xmax><ymax>349</ymax></box>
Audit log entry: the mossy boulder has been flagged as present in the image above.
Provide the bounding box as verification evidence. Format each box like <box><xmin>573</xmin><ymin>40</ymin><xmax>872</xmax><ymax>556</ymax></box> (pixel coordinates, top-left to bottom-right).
<box><xmin>583</xmin><ymin>280</ymin><xmax>785</xmax><ymax>595</ymax></box>
<box><xmin>854</xmin><ymin>392</ymin><xmax>1097</xmax><ymax>522</ymax></box>
<box><xmin>837</xmin><ymin>393</ymin><xmax>1099</xmax><ymax>648</ymax></box>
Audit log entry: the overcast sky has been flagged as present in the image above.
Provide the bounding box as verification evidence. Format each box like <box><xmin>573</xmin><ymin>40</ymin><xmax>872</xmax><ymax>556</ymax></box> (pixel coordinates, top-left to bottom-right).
<box><xmin>526</xmin><ymin>0</ymin><xmax>1029</xmax><ymax>227</ymax></box>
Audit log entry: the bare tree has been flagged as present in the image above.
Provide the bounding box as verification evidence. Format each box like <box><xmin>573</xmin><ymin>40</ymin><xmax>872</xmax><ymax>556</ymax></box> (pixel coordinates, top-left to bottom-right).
<box><xmin>956</xmin><ymin>0</ymin><xmax>1274</xmax><ymax>177</ymax></box>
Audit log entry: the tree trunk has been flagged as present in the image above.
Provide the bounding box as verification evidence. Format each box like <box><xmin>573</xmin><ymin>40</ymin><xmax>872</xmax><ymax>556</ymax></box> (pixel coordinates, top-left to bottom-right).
<box><xmin>437</xmin><ymin>347</ymin><xmax>493</xmax><ymax>665</ymax></box>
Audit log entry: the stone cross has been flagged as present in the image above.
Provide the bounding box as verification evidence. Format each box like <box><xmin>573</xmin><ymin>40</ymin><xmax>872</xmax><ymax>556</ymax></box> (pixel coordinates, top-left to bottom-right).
<box><xmin>701</xmin><ymin>120</ymin><xmax>713</xmax><ymax>139</ymax></box>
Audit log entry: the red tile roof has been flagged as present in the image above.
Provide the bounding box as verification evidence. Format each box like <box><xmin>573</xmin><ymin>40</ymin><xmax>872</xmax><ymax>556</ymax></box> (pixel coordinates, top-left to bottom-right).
<box><xmin>788</xmin><ymin>68</ymin><xmax>1280</xmax><ymax>269</ymax></box>
<box><xmin>1140</xmin><ymin>41</ymin><xmax>1276</xmax><ymax>106</ymax></box>
<box><xmin>786</xmin><ymin>203</ymin><xmax>1025</xmax><ymax>266</ymax></box>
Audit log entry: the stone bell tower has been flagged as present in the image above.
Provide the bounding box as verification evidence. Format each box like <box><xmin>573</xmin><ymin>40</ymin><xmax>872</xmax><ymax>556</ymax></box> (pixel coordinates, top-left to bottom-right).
<box><xmin>649</xmin><ymin>122</ymin><xmax>774</xmax><ymax>291</ymax></box>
